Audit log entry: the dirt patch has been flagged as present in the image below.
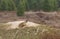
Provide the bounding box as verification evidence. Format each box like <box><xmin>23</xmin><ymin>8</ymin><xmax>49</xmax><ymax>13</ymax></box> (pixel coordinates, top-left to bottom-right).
<box><xmin>36</xmin><ymin>12</ymin><xmax>60</xmax><ymax>28</ymax></box>
<box><xmin>0</xmin><ymin>11</ymin><xmax>60</xmax><ymax>28</ymax></box>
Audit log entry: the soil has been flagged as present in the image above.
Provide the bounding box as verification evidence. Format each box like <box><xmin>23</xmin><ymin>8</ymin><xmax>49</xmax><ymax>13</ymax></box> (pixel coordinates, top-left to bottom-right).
<box><xmin>0</xmin><ymin>11</ymin><xmax>60</xmax><ymax>28</ymax></box>
<box><xmin>25</xmin><ymin>11</ymin><xmax>60</xmax><ymax>28</ymax></box>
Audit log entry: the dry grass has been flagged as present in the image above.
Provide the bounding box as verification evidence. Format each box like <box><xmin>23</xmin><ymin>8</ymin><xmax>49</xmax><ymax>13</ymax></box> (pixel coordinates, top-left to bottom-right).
<box><xmin>0</xmin><ymin>23</ymin><xmax>60</xmax><ymax>39</ymax></box>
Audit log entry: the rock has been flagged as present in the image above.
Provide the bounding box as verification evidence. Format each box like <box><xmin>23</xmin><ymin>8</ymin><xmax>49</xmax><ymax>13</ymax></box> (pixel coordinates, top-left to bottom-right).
<box><xmin>2</xmin><ymin>21</ymin><xmax>40</xmax><ymax>30</ymax></box>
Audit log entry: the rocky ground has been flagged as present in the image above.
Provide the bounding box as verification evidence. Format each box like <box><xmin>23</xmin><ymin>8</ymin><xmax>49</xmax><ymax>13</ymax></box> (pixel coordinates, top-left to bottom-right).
<box><xmin>25</xmin><ymin>11</ymin><xmax>60</xmax><ymax>28</ymax></box>
<box><xmin>0</xmin><ymin>11</ymin><xmax>60</xmax><ymax>28</ymax></box>
<box><xmin>0</xmin><ymin>11</ymin><xmax>60</xmax><ymax>39</ymax></box>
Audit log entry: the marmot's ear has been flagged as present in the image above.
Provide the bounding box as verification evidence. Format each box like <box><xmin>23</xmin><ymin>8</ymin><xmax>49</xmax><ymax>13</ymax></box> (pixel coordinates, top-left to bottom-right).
<box><xmin>25</xmin><ymin>19</ymin><xmax>28</xmax><ymax>22</ymax></box>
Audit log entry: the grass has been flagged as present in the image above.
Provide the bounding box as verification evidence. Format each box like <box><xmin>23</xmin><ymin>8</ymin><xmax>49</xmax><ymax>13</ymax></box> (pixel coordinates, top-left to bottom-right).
<box><xmin>0</xmin><ymin>24</ymin><xmax>60</xmax><ymax>39</ymax></box>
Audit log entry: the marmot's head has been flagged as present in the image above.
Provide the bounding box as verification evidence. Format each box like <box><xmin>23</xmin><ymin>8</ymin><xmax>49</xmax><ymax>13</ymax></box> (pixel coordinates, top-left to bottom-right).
<box><xmin>18</xmin><ymin>20</ymin><xmax>28</xmax><ymax>28</ymax></box>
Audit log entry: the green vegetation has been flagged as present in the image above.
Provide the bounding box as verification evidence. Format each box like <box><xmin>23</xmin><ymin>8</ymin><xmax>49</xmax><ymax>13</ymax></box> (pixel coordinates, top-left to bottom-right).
<box><xmin>0</xmin><ymin>0</ymin><xmax>58</xmax><ymax>16</ymax></box>
<box><xmin>17</xmin><ymin>0</ymin><xmax>27</xmax><ymax>16</ymax></box>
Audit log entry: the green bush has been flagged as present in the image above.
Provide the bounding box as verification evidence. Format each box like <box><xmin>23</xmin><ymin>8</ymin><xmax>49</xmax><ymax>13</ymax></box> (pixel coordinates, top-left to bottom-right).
<box><xmin>42</xmin><ymin>0</ymin><xmax>58</xmax><ymax>12</ymax></box>
<box><xmin>0</xmin><ymin>0</ymin><xmax>58</xmax><ymax>15</ymax></box>
<box><xmin>17</xmin><ymin>0</ymin><xmax>26</xmax><ymax>16</ymax></box>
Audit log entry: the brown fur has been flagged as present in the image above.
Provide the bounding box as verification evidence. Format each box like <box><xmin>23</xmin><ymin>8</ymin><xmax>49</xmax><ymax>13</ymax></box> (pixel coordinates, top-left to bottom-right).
<box><xmin>18</xmin><ymin>20</ymin><xmax>28</xmax><ymax>28</ymax></box>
